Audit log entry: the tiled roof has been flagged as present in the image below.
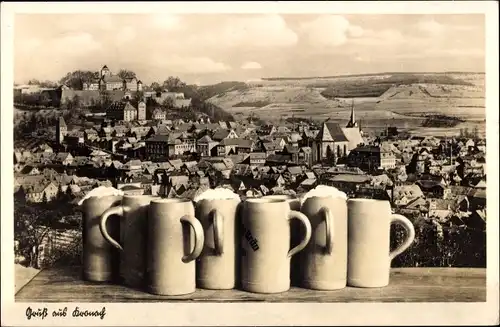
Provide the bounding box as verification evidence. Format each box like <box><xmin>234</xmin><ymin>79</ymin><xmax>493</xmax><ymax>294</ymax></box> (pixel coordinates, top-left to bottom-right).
<box><xmin>219</xmin><ymin>138</ymin><xmax>252</xmax><ymax>147</ymax></box>
<box><xmin>249</xmin><ymin>152</ymin><xmax>267</xmax><ymax>159</ymax></box>
<box><xmin>287</xmin><ymin>166</ymin><xmax>303</xmax><ymax>175</ymax></box>
<box><xmin>393</xmin><ymin>184</ymin><xmax>424</xmax><ymax>200</ymax></box>
<box><xmin>327</xmin><ymin>174</ymin><xmax>371</xmax><ymax>183</ymax></box>
<box><xmin>106</xmin><ymin>101</ymin><xmax>136</xmax><ymax>112</ymax></box>
<box><xmin>471</xmin><ymin>188</ymin><xmax>486</xmax><ymax>199</ymax></box>
<box><xmin>146</xmin><ymin>134</ymin><xmax>170</xmax><ymax>142</ymax></box>
<box><xmin>58</xmin><ymin>116</ymin><xmax>67</xmax><ymax>128</ymax></box>
<box><xmin>351</xmin><ymin>145</ymin><xmax>383</xmax><ymax>153</ymax></box>
<box><xmin>212</xmin><ymin>129</ymin><xmax>231</xmax><ymax>140</ymax></box>
<box><xmin>317</xmin><ymin>122</ymin><xmax>348</xmax><ymax>142</ymax></box>
<box><xmin>169</xmin><ymin>159</ymin><xmax>183</xmax><ymax>170</ymax></box>
<box><xmin>227</xmin><ymin>154</ymin><xmax>249</xmax><ymax>165</ymax></box>
<box><xmin>262</xmin><ymin>142</ymin><xmax>281</xmax><ymax>151</ymax></box>
<box><xmin>197</xmin><ymin>135</ymin><xmax>214</xmax><ymax>143</ymax></box>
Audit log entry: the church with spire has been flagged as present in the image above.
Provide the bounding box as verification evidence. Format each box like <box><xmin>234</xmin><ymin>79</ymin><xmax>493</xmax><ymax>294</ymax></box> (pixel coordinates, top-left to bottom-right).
<box><xmin>310</xmin><ymin>100</ymin><xmax>365</xmax><ymax>164</ymax></box>
<box><xmin>346</xmin><ymin>100</ymin><xmax>358</xmax><ymax>128</ymax></box>
<box><xmin>56</xmin><ymin>116</ymin><xmax>67</xmax><ymax>144</ymax></box>
<box><xmin>341</xmin><ymin>100</ymin><xmax>365</xmax><ymax>155</ymax></box>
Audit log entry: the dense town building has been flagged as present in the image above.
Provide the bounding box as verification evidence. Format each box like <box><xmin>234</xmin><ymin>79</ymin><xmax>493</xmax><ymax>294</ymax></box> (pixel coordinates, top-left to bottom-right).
<box><xmin>347</xmin><ymin>144</ymin><xmax>397</xmax><ymax>171</ymax></box>
<box><xmin>106</xmin><ymin>101</ymin><xmax>140</xmax><ymax>121</ymax></box>
<box><xmin>14</xmin><ymin>83</ymin><xmax>488</xmax><ymax>271</ymax></box>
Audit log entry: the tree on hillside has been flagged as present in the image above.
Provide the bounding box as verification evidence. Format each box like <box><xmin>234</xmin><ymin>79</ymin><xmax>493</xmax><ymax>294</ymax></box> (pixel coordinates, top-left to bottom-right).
<box><xmin>72</xmin><ymin>94</ymin><xmax>82</xmax><ymax>109</ymax></box>
<box><xmin>27</xmin><ymin>79</ymin><xmax>56</xmax><ymax>87</ymax></box>
<box><xmin>150</xmin><ymin>82</ymin><xmax>162</xmax><ymax>92</ymax></box>
<box><xmin>14</xmin><ymin>199</ymin><xmax>53</xmax><ymax>268</ymax></box>
<box><xmin>144</xmin><ymin>97</ymin><xmax>157</xmax><ymax>119</ymax></box>
<box><xmin>133</xmin><ymin>91</ymin><xmax>145</xmax><ymax>106</ymax></box>
<box><xmin>99</xmin><ymin>89</ymin><xmax>112</xmax><ymax>109</ymax></box>
<box><xmin>162</xmin><ymin>76</ymin><xmax>186</xmax><ymax>92</ymax></box>
<box><xmin>117</xmin><ymin>69</ymin><xmax>137</xmax><ymax>80</ymax></box>
<box><xmin>162</xmin><ymin>97</ymin><xmax>175</xmax><ymax>109</ymax></box>
<box><xmin>59</xmin><ymin>70</ymin><xmax>96</xmax><ymax>90</ymax></box>
<box><xmin>29</xmin><ymin>80</ymin><xmax>58</xmax><ymax>88</ymax></box>
<box><xmin>473</xmin><ymin>126</ymin><xmax>479</xmax><ymax>140</ymax></box>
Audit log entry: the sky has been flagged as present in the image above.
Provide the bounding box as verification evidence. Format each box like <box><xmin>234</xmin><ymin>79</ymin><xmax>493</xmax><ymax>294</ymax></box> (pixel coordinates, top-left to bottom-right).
<box><xmin>14</xmin><ymin>13</ymin><xmax>485</xmax><ymax>86</ymax></box>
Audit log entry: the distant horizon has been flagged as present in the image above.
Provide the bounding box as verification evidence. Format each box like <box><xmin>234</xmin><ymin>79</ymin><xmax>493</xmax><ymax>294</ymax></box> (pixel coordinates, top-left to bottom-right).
<box><xmin>15</xmin><ymin>70</ymin><xmax>486</xmax><ymax>87</ymax></box>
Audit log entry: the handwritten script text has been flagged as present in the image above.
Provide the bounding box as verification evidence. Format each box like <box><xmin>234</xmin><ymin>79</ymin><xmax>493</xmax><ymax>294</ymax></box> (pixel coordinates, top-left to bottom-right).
<box><xmin>26</xmin><ymin>307</ymin><xmax>106</xmax><ymax>320</ymax></box>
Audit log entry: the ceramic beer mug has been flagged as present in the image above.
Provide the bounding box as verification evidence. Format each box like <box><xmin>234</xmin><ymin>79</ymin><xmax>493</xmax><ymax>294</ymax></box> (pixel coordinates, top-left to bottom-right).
<box><xmin>99</xmin><ymin>194</ymin><xmax>158</xmax><ymax>288</ymax></box>
<box><xmin>241</xmin><ymin>198</ymin><xmax>312</xmax><ymax>294</ymax></box>
<box><xmin>262</xmin><ymin>194</ymin><xmax>302</xmax><ymax>286</ymax></box>
<box><xmin>147</xmin><ymin>198</ymin><xmax>205</xmax><ymax>295</ymax></box>
<box><xmin>347</xmin><ymin>198</ymin><xmax>415</xmax><ymax>288</ymax></box>
<box><xmin>81</xmin><ymin>195</ymin><xmax>122</xmax><ymax>282</ymax></box>
<box><xmin>300</xmin><ymin>194</ymin><xmax>348</xmax><ymax>290</ymax></box>
<box><xmin>195</xmin><ymin>196</ymin><xmax>241</xmax><ymax>289</ymax></box>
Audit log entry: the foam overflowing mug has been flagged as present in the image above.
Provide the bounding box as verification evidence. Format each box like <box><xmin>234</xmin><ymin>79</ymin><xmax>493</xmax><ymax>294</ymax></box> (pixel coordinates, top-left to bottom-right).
<box><xmin>194</xmin><ymin>188</ymin><xmax>241</xmax><ymax>290</ymax></box>
<box><xmin>347</xmin><ymin>198</ymin><xmax>415</xmax><ymax>288</ymax></box>
<box><xmin>147</xmin><ymin>198</ymin><xmax>204</xmax><ymax>295</ymax></box>
<box><xmin>241</xmin><ymin>197</ymin><xmax>312</xmax><ymax>294</ymax></box>
<box><xmin>79</xmin><ymin>186</ymin><xmax>124</xmax><ymax>282</ymax></box>
<box><xmin>99</xmin><ymin>194</ymin><xmax>159</xmax><ymax>288</ymax></box>
<box><xmin>262</xmin><ymin>194</ymin><xmax>301</xmax><ymax>211</ymax></box>
<box><xmin>262</xmin><ymin>194</ymin><xmax>301</xmax><ymax>286</ymax></box>
<box><xmin>300</xmin><ymin>185</ymin><xmax>348</xmax><ymax>290</ymax></box>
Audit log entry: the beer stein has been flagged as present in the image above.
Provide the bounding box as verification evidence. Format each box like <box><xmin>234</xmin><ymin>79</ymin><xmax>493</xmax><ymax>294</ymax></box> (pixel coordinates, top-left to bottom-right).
<box><xmin>300</xmin><ymin>195</ymin><xmax>348</xmax><ymax>290</ymax></box>
<box><xmin>347</xmin><ymin>198</ymin><xmax>415</xmax><ymax>288</ymax></box>
<box><xmin>195</xmin><ymin>198</ymin><xmax>241</xmax><ymax>289</ymax></box>
<box><xmin>147</xmin><ymin>198</ymin><xmax>205</xmax><ymax>295</ymax></box>
<box><xmin>81</xmin><ymin>195</ymin><xmax>122</xmax><ymax>282</ymax></box>
<box><xmin>241</xmin><ymin>198</ymin><xmax>311</xmax><ymax>294</ymax></box>
<box><xmin>262</xmin><ymin>194</ymin><xmax>302</xmax><ymax>286</ymax></box>
<box><xmin>99</xmin><ymin>195</ymin><xmax>158</xmax><ymax>288</ymax></box>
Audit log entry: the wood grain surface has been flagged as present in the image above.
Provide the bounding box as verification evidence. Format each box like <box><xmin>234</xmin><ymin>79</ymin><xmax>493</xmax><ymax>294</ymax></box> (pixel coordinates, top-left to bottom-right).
<box><xmin>15</xmin><ymin>265</ymin><xmax>486</xmax><ymax>302</ymax></box>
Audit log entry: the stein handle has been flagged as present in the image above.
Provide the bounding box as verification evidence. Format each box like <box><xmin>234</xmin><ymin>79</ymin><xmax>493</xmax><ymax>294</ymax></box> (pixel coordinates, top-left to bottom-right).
<box><xmin>180</xmin><ymin>215</ymin><xmax>205</xmax><ymax>263</ymax></box>
<box><xmin>287</xmin><ymin>210</ymin><xmax>312</xmax><ymax>258</ymax></box>
<box><xmin>389</xmin><ymin>214</ymin><xmax>416</xmax><ymax>260</ymax></box>
<box><xmin>99</xmin><ymin>206</ymin><xmax>126</xmax><ymax>252</ymax></box>
<box><xmin>321</xmin><ymin>207</ymin><xmax>334</xmax><ymax>255</ymax></box>
<box><xmin>211</xmin><ymin>209</ymin><xmax>224</xmax><ymax>255</ymax></box>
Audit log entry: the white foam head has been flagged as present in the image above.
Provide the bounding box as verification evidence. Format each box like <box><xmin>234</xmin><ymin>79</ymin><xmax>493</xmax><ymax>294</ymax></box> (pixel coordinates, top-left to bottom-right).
<box><xmin>193</xmin><ymin>187</ymin><xmax>241</xmax><ymax>202</ymax></box>
<box><xmin>300</xmin><ymin>185</ymin><xmax>347</xmax><ymax>205</ymax></box>
<box><xmin>77</xmin><ymin>186</ymin><xmax>125</xmax><ymax>206</ymax></box>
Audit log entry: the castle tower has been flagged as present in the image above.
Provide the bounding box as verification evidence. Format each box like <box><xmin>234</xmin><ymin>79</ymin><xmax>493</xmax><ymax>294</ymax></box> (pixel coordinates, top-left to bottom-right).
<box><xmin>138</xmin><ymin>99</ymin><xmax>147</xmax><ymax>121</ymax></box>
<box><xmin>101</xmin><ymin>65</ymin><xmax>110</xmax><ymax>78</ymax></box>
<box><xmin>56</xmin><ymin>116</ymin><xmax>67</xmax><ymax>144</ymax></box>
<box><xmin>346</xmin><ymin>99</ymin><xmax>358</xmax><ymax>128</ymax></box>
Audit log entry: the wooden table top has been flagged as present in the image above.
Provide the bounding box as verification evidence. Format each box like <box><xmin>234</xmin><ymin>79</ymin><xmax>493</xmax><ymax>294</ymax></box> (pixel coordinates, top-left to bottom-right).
<box><xmin>15</xmin><ymin>265</ymin><xmax>486</xmax><ymax>303</ymax></box>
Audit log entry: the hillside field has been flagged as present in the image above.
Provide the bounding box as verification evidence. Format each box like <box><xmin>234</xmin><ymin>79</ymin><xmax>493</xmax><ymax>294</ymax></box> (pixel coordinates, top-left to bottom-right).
<box><xmin>205</xmin><ymin>72</ymin><xmax>486</xmax><ymax>137</ymax></box>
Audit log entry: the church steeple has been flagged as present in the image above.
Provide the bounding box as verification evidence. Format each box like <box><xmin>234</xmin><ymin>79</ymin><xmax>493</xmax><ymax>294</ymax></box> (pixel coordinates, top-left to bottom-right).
<box><xmin>346</xmin><ymin>99</ymin><xmax>358</xmax><ymax>128</ymax></box>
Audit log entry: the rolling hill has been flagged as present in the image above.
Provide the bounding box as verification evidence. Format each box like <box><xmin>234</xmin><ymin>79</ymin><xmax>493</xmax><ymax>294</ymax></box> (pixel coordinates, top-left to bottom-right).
<box><xmin>205</xmin><ymin>72</ymin><xmax>486</xmax><ymax>137</ymax></box>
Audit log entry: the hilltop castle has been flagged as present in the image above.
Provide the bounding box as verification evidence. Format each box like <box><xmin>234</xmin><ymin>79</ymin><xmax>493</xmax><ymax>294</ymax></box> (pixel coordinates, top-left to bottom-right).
<box><xmin>83</xmin><ymin>65</ymin><xmax>143</xmax><ymax>92</ymax></box>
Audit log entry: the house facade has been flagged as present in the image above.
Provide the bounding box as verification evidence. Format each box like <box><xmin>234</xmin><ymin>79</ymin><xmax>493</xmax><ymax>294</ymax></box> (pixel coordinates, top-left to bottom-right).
<box><xmin>137</xmin><ymin>101</ymin><xmax>146</xmax><ymax>121</ymax></box>
<box><xmin>196</xmin><ymin>135</ymin><xmax>218</xmax><ymax>157</ymax></box>
<box><xmin>347</xmin><ymin>145</ymin><xmax>396</xmax><ymax>171</ymax></box>
<box><xmin>23</xmin><ymin>182</ymin><xmax>59</xmax><ymax>203</ymax></box>
<box><xmin>106</xmin><ymin>101</ymin><xmax>138</xmax><ymax>121</ymax></box>
<box><xmin>145</xmin><ymin>134</ymin><xmax>170</xmax><ymax>161</ymax></box>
